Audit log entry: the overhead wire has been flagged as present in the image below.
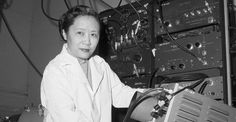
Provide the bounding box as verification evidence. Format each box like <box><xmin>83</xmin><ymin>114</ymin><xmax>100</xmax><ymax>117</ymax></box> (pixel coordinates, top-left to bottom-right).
<box><xmin>90</xmin><ymin>0</ymin><xmax>98</xmax><ymax>13</ymax></box>
<box><xmin>0</xmin><ymin>11</ymin><xmax>43</xmax><ymax>78</ymax></box>
<box><xmin>99</xmin><ymin>0</ymin><xmax>123</xmax><ymax>16</ymax></box>
<box><xmin>0</xmin><ymin>0</ymin><xmax>75</xmax><ymax>79</ymax></box>
<box><xmin>0</xmin><ymin>0</ymin><xmax>79</xmax><ymax>78</ymax></box>
<box><xmin>41</xmin><ymin>0</ymin><xmax>60</xmax><ymax>21</ymax></box>
<box><xmin>117</xmin><ymin>0</ymin><xmax>123</xmax><ymax>8</ymax></box>
<box><xmin>89</xmin><ymin>0</ymin><xmax>95</xmax><ymax>11</ymax></box>
<box><xmin>64</xmin><ymin>0</ymin><xmax>71</xmax><ymax>10</ymax></box>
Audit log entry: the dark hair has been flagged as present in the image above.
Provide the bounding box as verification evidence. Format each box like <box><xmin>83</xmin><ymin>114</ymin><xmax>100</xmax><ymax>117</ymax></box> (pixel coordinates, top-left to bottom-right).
<box><xmin>59</xmin><ymin>5</ymin><xmax>100</xmax><ymax>41</ymax></box>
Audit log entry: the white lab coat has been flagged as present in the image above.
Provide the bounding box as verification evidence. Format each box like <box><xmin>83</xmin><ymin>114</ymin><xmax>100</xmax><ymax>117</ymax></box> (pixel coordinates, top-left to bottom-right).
<box><xmin>41</xmin><ymin>44</ymin><xmax>143</xmax><ymax>122</ymax></box>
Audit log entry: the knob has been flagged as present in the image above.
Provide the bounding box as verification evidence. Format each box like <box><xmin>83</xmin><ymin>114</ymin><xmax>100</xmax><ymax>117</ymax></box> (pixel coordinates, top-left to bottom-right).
<box><xmin>132</xmin><ymin>54</ymin><xmax>142</xmax><ymax>63</ymax></box>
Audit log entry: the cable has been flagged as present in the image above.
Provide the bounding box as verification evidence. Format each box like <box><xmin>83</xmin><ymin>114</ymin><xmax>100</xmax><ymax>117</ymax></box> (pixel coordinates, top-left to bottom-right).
<box><xmin>151</xmin><ymin>73</ymin><xmax>208</xmax><ymax>96</ymax></box>
<box><xmin>154</xmin><ymin>76</ymin><xmax>169</xmax><ymax>88</ymax></box>
<box><xmin>148</xmin><ymin>68</ymin><xmax>169</xmax><ymax>88</ymax></box>
<box><xmin>0</xmin><ymin>11</ymin><xmax>43</xmax><ymax>77</ymax></box>
<box><xmin>125</xmin><ymin>0</ymin><xmax>141</xmax><ymax>21</ymax></box>
<box><xmin>117</xmin><ymin>0</ymin><xmax>123</xmax><ymax>8</ymax></box>
<box><xmin>136</xmin><ymin>0</ymin><xmax>208</xmax><ymax>61</ymax></box>
<box><xmin>99</xmin><ymin>0</ymin><xmax>123</xmax><ymax>16</ymax></box>
<box><xmin>125</xmin><ymin>0</ymin><xmax>142</xmax><ymax>47</ymax></box>
<box><xmin>123</xmin><ymin>95</ymin><xmax>153</xmax><ymax>122</ymax></box>
<box><xmin>124</xmin><ymin>73</ymin><xmax>208</xmax><ymax>122</ymax></box>
<box><xmin>169</xmin><ymin>73</ymin><xmax>208</xmax><ymax>93</ymax></box>
<box><xmin>89</xmin><ymin>0</ymin><xmax>94</xmax><ymax>10</ymax></box>
<box><xmin>41</xmin><ymin>0</ymin><xmax>68</xmax><ymax>41</ymax></box>
<box><xmin>171</xmin><ymin>77</ymin><xmax>207</xmax><ymax>97</ymax></box>
<box><xmin>90</xmin><ymin>0</ymin><xmax>98</xmax><ymax>12</ymax></box>
<box><xmin>156</xmin><ymin>1</ymin><xmax>207</xmax><ymax>65</ymax></box>
<box><xmin>64</xmin><ymin>0</ymin><xmax>71</xmax><ymax>10</ymax></box>
<box><xmin>134</xmin><ymin>0</ymin><xmax>207</xmax><ymax>65</ymax></box>
<box><xmin>168</xmin><ymin>73</ymin><xmax>208</xmax><ymax>82</ymax></box>
<box><xmin>123</xmin><ymin>88</ymin><xmax>165</xmax><ymax>122</ymax></box>
<box><xmin>41</xmin><ymin>0</ymin><xmax>59</xmax><ymax>21</ymax></box>
<box><xmin>198</xmin><ymin>80</ymin><xmax>210</xmax><ymax>94</ymax></box>
<box><xmin>150</xmin><ymin>73</ymin><xmax>208</xmax><ymax>89</ymax></box>
<box><xmin>148</xmin><ymin>68</ymin><xmax>159</xmax><ymax>88</ymax></box>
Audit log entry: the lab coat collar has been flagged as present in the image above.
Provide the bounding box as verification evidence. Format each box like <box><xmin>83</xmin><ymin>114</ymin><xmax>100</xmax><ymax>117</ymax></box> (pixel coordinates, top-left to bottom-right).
<box><xmin>90</xmin><ymin>57</ymin><xmax>104</xmax><ymax>94</ymax></box>
<box><xmin>59</xmin><ymin>43</ymin><xmax>104</xmax><ymax>93</ymax></box>
<box><xmin>59</xmin><ymin>43</ymin><xmax>79</xmax><ymax>65</ymax></box>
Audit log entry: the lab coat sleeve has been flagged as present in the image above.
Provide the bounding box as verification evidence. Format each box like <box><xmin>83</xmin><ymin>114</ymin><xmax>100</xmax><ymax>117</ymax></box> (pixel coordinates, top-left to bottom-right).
<box><xmin>41</xmin><ymin>65</ymin><xmax>90</xmax><ymax>122</ymax></box>
<box><xmin>103</xmin><ymin>62</ymin><xmax>144</xmax><ymax>108</ymax></box>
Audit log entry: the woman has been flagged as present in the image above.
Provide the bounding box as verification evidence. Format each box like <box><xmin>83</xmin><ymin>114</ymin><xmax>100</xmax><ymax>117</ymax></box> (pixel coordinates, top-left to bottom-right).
<box><xmin>40</xmin><ymin>5</ymin><xmax>144</xmax><ymax>122</ymax></box>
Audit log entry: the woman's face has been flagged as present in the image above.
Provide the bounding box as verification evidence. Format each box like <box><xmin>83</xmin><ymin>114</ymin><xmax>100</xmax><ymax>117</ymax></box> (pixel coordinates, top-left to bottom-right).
<box><xmin>63</xmin><ymin>15</ymin><xmax>100</xmax><ymax>61</ymax></box>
